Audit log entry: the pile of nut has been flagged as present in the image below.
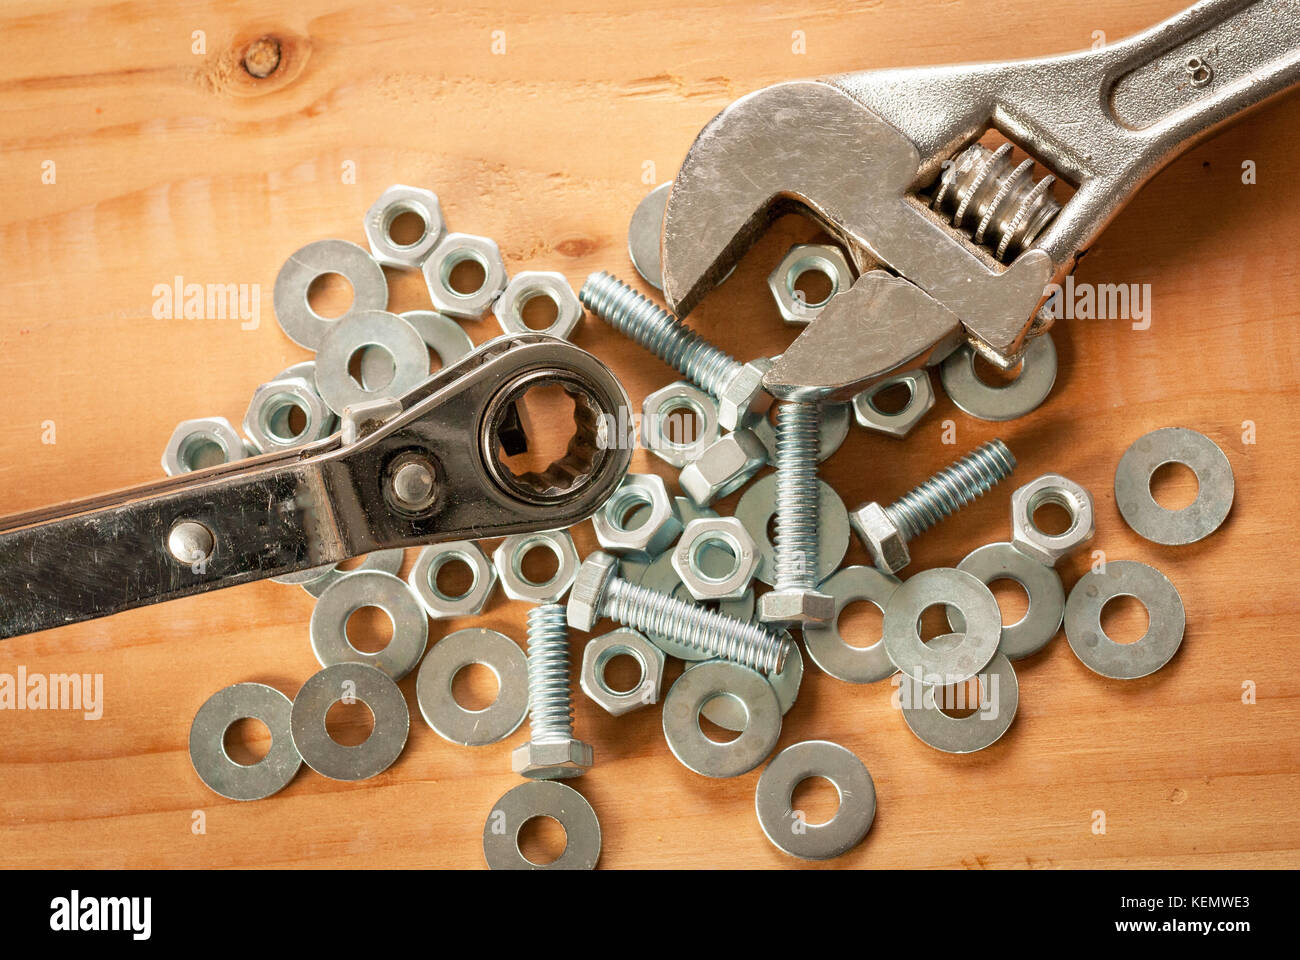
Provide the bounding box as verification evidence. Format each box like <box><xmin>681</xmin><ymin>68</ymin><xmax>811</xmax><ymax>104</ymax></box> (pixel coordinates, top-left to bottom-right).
<box><xmin>180</xmin><ymin>184</ymin><xmax>1235</xmax><ymax>868</ymax></box>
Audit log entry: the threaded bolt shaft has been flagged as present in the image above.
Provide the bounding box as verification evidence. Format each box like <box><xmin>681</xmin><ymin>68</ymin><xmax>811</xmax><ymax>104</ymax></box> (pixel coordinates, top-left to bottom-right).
<box><xmin>524</xmin><ymin>603</ymin><xmax>575</xmax><ymax>743</ymax></box>
<box><xmin>600</xmin><ymin>577</ymin><xmax>790</xmax><ymax>674</ymax></box>
<box><xmin>772</xmin><ymin>400</ymin><xmax>822</xmax><ymax>591</ymax></box>
<box><xmin>579</xmin><ymin>271</ymin><xmax>742</xmax><ymax>396</ymax></box>
<box><xmin>883</xmin><ymin>439</ymin><xmax>1017</xmax><ymax>542</ymax></box>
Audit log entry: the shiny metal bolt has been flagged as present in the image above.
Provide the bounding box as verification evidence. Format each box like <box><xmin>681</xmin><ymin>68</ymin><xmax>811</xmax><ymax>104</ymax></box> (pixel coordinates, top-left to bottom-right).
<box><xmin>850</xmin><ymin>439</ymin><xmax>1017</xmax><ymax>574</ymax></box>
<box><xmin>759</xmin><ymin>400</ymin><xmax>834</xmax><ymax>626</ymax></box>
<box><xmin>167</xmin><ymin>520</ymin><xmax>214</xmax><ymax>566</ymax></box>
<box><xmin>568</xmin><ymin>550</ymin><xmax>790</xmax><ymax>674</ymax></box>
<box><xmin>511</xmin><ymin>603</ymin><xmax>593</xmax><ymax>780</ymax></box>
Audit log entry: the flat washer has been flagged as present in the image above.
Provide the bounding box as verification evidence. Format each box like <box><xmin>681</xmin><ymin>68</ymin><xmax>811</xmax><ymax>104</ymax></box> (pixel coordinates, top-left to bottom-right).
<box><xmin>482</xmin><ymin>780</ymin><xmax>601</xmax><ymax>870</ymax></box>
<box><xmin>662</xmin><ymin>659</ymin><xmax>782</xmax><ymax>778</ymax></box>
<box><xmin>1065</xmin><ymin>560</ymin><xmax>1185</xmax><ymax>679</ymax></box>
<box><xmin>1114</xmin><ymin>427</ymin><xmax>1234</xmax><ymax>545</ymax></box>
<box><xmin>302</xmin><ymin>549</ymin><xmax>405</xmax><ymax>599</ymax></box>
<box><xmin>273</xmin><ymin>239</ymin><xmax>389</xmax><ymax>349</ymax></box>
<box><xmin>189</xmin><ymin>683</ymin><xmax>301</xmax><ymax>801</ymax></box>
<box><xmin>416</xmin><ymin>628</ymin><xmax>529</xmax><ymax>746</ymax></box>
<box><xmin>361</xmin><ymin>309</ymin><xmax>474</xmax><ymax>390</ymax></box>
<box><xmin>627</xmin><ymin>182</ymin><xmax>671</xmax><ymax>290</ymax></box>
<box><xmin>310</xmin><ymin>570</ymin><xmax>429</xmax><ymax>680</ymax></box>
<box><xmin>689</xmin><ymin>644</ymin><xmax>803</xmax><ymax>732</ymax></box>
<box><xmin>290</xmin><ymin>662</ymin><xmax>409</xmax><ymax>781</ymax></box>
<box><xmin>882</xmin><ymin>567</ymin><xmax>1000</xmax><ymax>686</ymax></box>
<box><xmin>949</xmin><ymin>542</ymin><xmax>1065</xmax><ymax>660</ymax></box>
<box><xmin>940</xmin><ymin>333</ymin><xmax>1056</xmax><ymax>422</ymax></box>
<box><xmin>899</xmin><ymin>634</ymin><xmax>1019</xmax><ymax>753</ymax></box>
<box><xmin>735</xmin><ymin>473</ymin><xmax>850</xmax><ymax>586</ymax></box>
<box><xmin>314</xmin><ymin>310</ymin><xmax>430</xmax><ymax>415</ymax></box>
<box><xmin>638</xmin><ymin>550</ymin><xmax>754</xmax><ymax>660</ymax></box>
<box><xmin>755</xmin><ymin>740</ymin><xmax>876</xmax><ymax>860</ymax></box>
<box><xmin>803</xmin><ymin>565</ymin><xmax>902</xmax><ymax>683</ymax></box>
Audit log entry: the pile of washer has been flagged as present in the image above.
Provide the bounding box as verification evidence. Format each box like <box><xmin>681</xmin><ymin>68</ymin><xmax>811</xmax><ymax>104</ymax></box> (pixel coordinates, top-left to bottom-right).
<box><xmin>181</xmin><ymin>184</ymin><xmax>1236</xmax><ymax>869</ymax></box>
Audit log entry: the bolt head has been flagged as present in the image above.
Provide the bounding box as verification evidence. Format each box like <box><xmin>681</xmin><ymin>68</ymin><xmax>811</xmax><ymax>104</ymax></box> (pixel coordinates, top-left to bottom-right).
<box><xmin>851</xmin><ymin>501</ymin><xmax>910</xmax><ymax>574</ymax></box>
<box><xmin>511</xmin><ymin>739</ymin><xmax>594</xmax><ymax>779</ymax></box>
<box><xmin>566</xmin><ymin>550</ymin><xmax>620</xmax><ymax>632</ymax></box>
<box><xmin>716</xmin><ymin>358</ymin><xmax>773</xmax><ymax>431</ymax></box>
<box><xmin>758</xmin><ymin>588</ymin><xmax>835</xmax><ymax>626</ymax></box>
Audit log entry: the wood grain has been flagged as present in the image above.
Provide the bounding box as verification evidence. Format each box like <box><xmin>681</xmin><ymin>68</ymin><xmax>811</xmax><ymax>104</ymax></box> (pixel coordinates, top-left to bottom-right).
<box><xmin>1</xmin><ymin>0</ymin><xmax>1298</xmax><ymax>869</ymax></box>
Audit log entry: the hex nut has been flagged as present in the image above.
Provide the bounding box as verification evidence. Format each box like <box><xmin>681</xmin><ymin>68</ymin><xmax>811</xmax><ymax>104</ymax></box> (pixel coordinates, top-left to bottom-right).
<box><xmin>717</xmin><ymin>357</ymin><xmax>773</xmax><ymax>432</ymax></box>
<box><xmin>162</xmin><ymin>416</ymin><xmax>248</xmax><ymax>476</ymax></box>
<box><xmin>1011</xmin><ymin>473</ymin><xmax>1096</xmax><ymax>567</ymax></box>
<box><xmin>408</xmin><ymin>541</ymin><xmax>498</xmax><ymax>618</ymax></box>
<box><xmin>767</xmin><ymin>243</ymin><xmax>853</xmax><ymax>326</ymax></box>
<box><xmin>679</xmin><ymin>428</ymin><xmax>767</xmax><ymax>506</ymax></box>
<box><xmin>422</xmin><ymin>232</ymin><xmax>508</xmax><ymax>319</ymax></box>
<box><xmin>363</xmin><ymin>184</ymin><xmax>445</xmax><ymax>269</ymax></box>
<box><xmin>511</xmin><ymin>738</ymin><xmax>594</xmax><ymax>779</ymax></box>
<box><xmin>492</xmin><ymin>529</ymin><xmax>580</xmax><ymax>604</ymax></box>
<box><xmin>642</xmin><ymin>382</ymin><xmax>721</xmax><ymax>467</ymax></box>
<box><xmin>851</xmin><ymin>370</ymin><xmax>936</xmax><ymax>440</ymax></box>
<box><xmin>850</xmin><ymin>501</ymin><xmax>911</xmax><ymax>574</ymax></box>
<box><xmin>567</xmin><ymin>550</ymin><xmax>620</xmax><ymax>632</ymax></box>
<box><xmin>492</xmin><ymin>270</ymin><xmax>582</xmax><ymax>340</ymax></box>
<box><xmin>242</xmin><ymin>376</ymin><xmax>334</xmax><ymax>453</ymax></box>
<box><xmin>591</xmin><ymin>474</ymin><xmax>683</xmax><ymax>556</ymax></box>
<box><xmin>579</xmin><ymin>628</ymin><xmax>666</xmax><ymax>715</ymax></box>
<box><xmin>672</xmin><ymin>517</ymin><xmax>758</xmax><ymax>601</ymax></box>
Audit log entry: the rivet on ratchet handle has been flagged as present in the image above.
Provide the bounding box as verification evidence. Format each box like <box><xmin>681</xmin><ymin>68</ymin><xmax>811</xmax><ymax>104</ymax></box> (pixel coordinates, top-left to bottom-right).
<box><xmin>659</xmin><ymin>0</ymin><xmax>1300</xmax><ymax>399</ymax></box>
<box><xmin>0</xmin><ymin>335</ymin><xmax>633</xmax><ymax>639</ymax></box>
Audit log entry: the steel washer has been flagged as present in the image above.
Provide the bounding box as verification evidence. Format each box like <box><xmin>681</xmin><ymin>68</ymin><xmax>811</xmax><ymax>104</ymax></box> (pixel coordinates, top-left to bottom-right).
<box><xmin>686</xmin><ymin>643</ymin><xmax>803</xmax><ymax>732</ymax></box>
<box><xmin>755</xmin><ymin>740</ymin><xmax>876</xmax><ymax>860</ymax></box>
<box><xmin>900</xmin><ymin>634</ymin><xmax>1019</xmax><ymax>753</ymax></box>
<box><xmin>940</xmin><ymin>333</ymin><xmax>1056</xmax><ymax>422</ymax></box>
<box><xmin>290</xmin><ymin>662</ymin><xmax>410</xmax><ymax>781</ymax></box>
<box><xmin>1065</xmin><ymin>560</ymin><xmax>1186</xmax><ymax>679</ymax></box>
<box><xmin>482</xmin><ymin>780</ymin><xmax>601</xmax><ymax>870</ymax></box>
<box><xmin>882</xmin><ymin>567</ymin><xmax>1001</xmax><ymax>685</ymax></box>
<box><xmin>314</xmin><ymin>310</ymin><xmax>431</xmax><ymax>415</ymax></box>
<box><xmin>803</xmin><ymin>565</ymin><xmax>902</xmax><ymax>684</ymax></box>
<box><xmin>302</xmin><ymin>549</ymin><xmax>405</xmax><ymax>599</ymax></box>
<box><xmin>361</xmin><ymin>309</ymin><xmax>474</xmax><ymax>390</ymax></box>
<box><xmin>1114</xmin><ymin>427</ymin><xmax>1234</xmax><ymax>545</ymax></box>
<box><xmin>662</xmin><ymin>659</ymin><xmax>782</xmax><ymax>778</ymax></box>
<box><xmin>949</xmin><ymin>542</ymin><xmax>1065</xmax><ymax>660</ymax></box>
<box><xmin>416</xmin><ymin>628</ymin><xmax>529</xmax><ymax>746</ymax></box>
<box><xmin>309</xmin><ymin>570</ymin><xmax>429</xmax><ymax>680</ymax></box>
<box><xmin>189</xmin><ymin>683</ymin><xmax>301</xmax><ymax>801</ymax></box>
<box><xmin>273</xmin><ymin>239</ymin><xmax>389</xmax><ymax>349</ymax></box>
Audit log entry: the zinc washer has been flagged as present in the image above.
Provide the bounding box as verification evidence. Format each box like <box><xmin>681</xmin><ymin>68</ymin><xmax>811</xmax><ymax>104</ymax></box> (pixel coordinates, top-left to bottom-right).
<box><xmin>1114</xmin><ymin>427</ymin><xmax>1234</xmax><ymax>545</ymax></box>
<box><xmin>189</xmin><ymin>683</ymin><xmax>301</xmax><ymax>801</ymax></box>
<box><xmin>315</xmin><ymin>310</ymin><xmax>430</xmax><ymax>415</ymax></box>
<box><xmin>899</xmin><ymin>635</ymin><xmax>1019</xmax><ymax>753</ymax></box>
<box><xmin>662</xmin><ymin>660</ymin><xmax>782</xmax><ymax>778</ymax></box>
<box><xmin>483</xmin><ymin>780</ymin><xmax>601</xmax><ymax>870</ymax></box>
<box><xmin>361</xmin><ymin>309</ymin><xmax>474</xmax><ymax>390</ymax></box>
<box><xmin>949</xmin><ymin>542</ymin><xmax>1065</xmax><ymax>660</ymax></box>
<box><xmin>309</xmin><ymin>570</ymin><xmax>429</xmax><ymax>681</ymax></box>
<box><xmin>1065</xmin><ymin>560</ymin><xmax>1185</xmax><ymax>679</ymax></box>
<box><xmin>803</xmin><ymin>565</ymin><xmax>902</xmax><ymax>684</ymax></box>
<box><xmin>273</xmin><ymin>239</ymin><xmax>389</xmax><ymax>350</ymax></box>
<box><xmin>302</xmin><ymin>549</ymin><xmax>405</xmax><ymax>599</ymax></box>
<box><xmin>628</xmin><ymin>182</ymin><xmax>671</xmax><ymax>290</ymax></box>
<box><xmin>940</xmin><ymin>333</ymin><xmax>1056</xmax><ymax>422</ymax></box>
<box><xmin>755</xmin><ymin>740</ymin><xmax>876</xmax><ymax>860</ymax></box>
<box><xmin>882</xmin><ymin>567</ymin><xmax>1001</xmax><ymax>686</ymax></box>
<box><xmin>290</xmin><ymin>662</ymin><xmax>409</xmax><ymax>781</ymax></box>
<box><xmin>689</xmin><ymin>644</ymin><xmax>802</xmax><ymax>733</ymax></box>
<box><xmin>416</xmin><ymin>628</ymin><xmax>529</xmax><ymax>746</ymax></box>
<box><xmin>735</xmin><ymin>474</ymin><xmax>850</xmax><ymax>586</ymax></box>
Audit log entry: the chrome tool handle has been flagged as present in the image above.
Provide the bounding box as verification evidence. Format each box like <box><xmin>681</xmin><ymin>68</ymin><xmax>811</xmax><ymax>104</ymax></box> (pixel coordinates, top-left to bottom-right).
<box><xmin>0</xmin><ymin>336</ymin><xmax>632</xmax><ymax>639</ymax></box>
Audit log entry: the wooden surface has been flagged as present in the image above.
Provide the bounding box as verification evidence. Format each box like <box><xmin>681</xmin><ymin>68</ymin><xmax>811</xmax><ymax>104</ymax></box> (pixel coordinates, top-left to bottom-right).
<box><xmin>1</xmin><ymin>0</ymin><xmax>1299</xmax><ymax>869</ymax></box>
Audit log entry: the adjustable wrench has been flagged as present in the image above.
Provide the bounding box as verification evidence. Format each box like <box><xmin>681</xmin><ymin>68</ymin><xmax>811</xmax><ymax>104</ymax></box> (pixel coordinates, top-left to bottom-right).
<box><xmin>659</xmin><ymin>0</ymin><xmax>1300</xmax><ymax>399</ymax></box>
<box><xmin>0</xmin><ymin>335</ymin><xmax>632</xmax><ymax>639</ymax></box>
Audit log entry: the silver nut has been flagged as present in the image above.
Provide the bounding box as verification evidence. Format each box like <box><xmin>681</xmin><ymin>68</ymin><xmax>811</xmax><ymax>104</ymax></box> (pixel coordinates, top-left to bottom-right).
<box><xmin>641</xmin><ymin>382</ymin><xmax>721</xmax><ymax>467</ymax></box>
<box><xmin>492</xmin><ymin>270</ymin><xmax>582</xmax><ymax>340</ymax></box>
<box><xmin>407</xmin><ymin>541</ymin><xmax>498</xmax><ymax>618</ymax></box>
<box><xmin>850</xmin><ymin>501</ymin><xmax>910</xmax><ymax>574</ymax></box>
<box><xmin>363</xmin><ymin>184</ymin><xmax>445</xmax><ymax>269</ymax></box>
<box><xmin>767</xmin><ymin>243</ymin><xmax>853</xmax><ymax>326</ymax></box>
<box><xmin>579</xmin><ymin>628</ymin><xmax>665</xmax><ymax>716</ymax></box>
<box><xmin>591</xmin><ymin>474</ymin><xmax>683</xmax><ymax>557</ymax></box>
<box><xmin>510</xmin><ymin>738</ymin><xmax>594</xmax><ymax>779</ymax></box>
<box><xmin>421</xmin><ymin>232</ymin><xmax>508</xmax><ymax>319</ymax></box>
<box><xmin>851</xmin><ymin>370</ymin><xmax>936</xmax><ymax>440</ymax></box>
<box><xmin>716</xmin><ymin>357</ymin><xmax>773</xmax><ymax>431</ymax></box>
<box><xmin>672</xmin><ymin>517</ymin><xmax>758</xmax><ymax>601</ymax></box>
<box><xmin>242</xmin><ymin>376</ymin><xmax>334</xmax><ymax>453</ymax></box>
<box><xmin>758</xmin><ymin>588</ymin><xmax>836</xmax><ymax>625</ymax></box>
<box><xmin>162</xmin><ymin>416</ymin><xmax>248</xmax><ymax>476</ymax></box>
<box><xmin>492</xmin><ymin>530</ymin><xmax>580</xmax><ymax>604</ymax></box>
<box><xmin>1011</xmin><ymin>473</ymin><xmax>1096</xmax><ymax>567</ymax></box>
<box><xmin>679</xmin><ymin>428</ymin><xmax>767</xmax><ymax>506</ymax></box>
<box><xmin>567</xmin><ymin>550</ymin><xmax>620</xmax><ymax>632</ymax></box>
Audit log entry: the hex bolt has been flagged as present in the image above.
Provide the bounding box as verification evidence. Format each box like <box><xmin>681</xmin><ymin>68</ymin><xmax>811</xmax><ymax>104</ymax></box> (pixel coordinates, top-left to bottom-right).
<box><xmin>510</xmin><ymin>603</ymin><xmax>593</xmax><ymax>780</ymax></box>
<box><xmin>578</xmin><ymin>271</ymin><xmax>770</xmax><ymax>429</ymax></box>
<box><xmin>850</xmin><ymin>439</ymin><xmax>1017</xmax><ymax>574</ymax></box>
<box><xmin>568</xmin><ymin>551</ymin><xmax>791</xmax><ymax>674</ymax></box>
<box><xmin>758</xmin><ymin>400</ymin><xmax>835</xmax><ymax>626</ymax></box>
